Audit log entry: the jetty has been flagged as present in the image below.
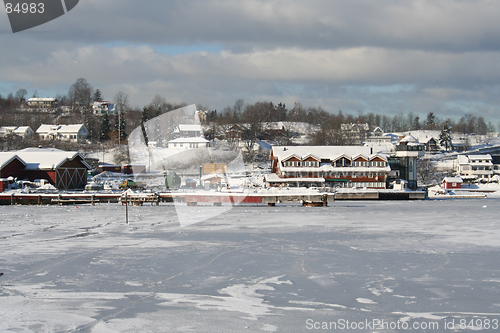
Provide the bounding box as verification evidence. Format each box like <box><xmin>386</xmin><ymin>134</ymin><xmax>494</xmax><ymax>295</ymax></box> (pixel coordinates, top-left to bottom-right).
<box><xmin>0</xmin><ymin>189</ymin><xmax>426</xmax><ymax>206</ymax></box>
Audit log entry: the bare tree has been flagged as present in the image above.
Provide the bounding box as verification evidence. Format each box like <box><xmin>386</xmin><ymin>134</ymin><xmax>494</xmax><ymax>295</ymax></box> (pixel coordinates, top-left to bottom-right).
<box><xmin>68</xmin><ymin>78</ymin><xmax>94</xmax><ymax>111</ymax></box>
<box><xmin>149</xmin><ymin>94</ymin><xmax>167</xmax><ymax>117</ymax></box>
<box><xmin>114</xmin><ymin>91</ymin><xmax>130</xmax><ymax>144</ymax></box>
<box><xmin>417</xmin><ymin>158</ymin><xmax>438</xmax><ymax>186</ymax></box>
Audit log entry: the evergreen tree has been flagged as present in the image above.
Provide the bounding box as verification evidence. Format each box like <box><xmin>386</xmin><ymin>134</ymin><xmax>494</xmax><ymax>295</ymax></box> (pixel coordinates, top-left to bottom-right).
<box><xmin>439</xmin><ymin>122</ymin><xmax>453</xmax><ymax>151</ymax></box>
<box><xmin>141</xmin><ymin>106</ymin><xmax>150</xmax><ymax>145</ymax></box>
<box><xmin>93</xmin><ymin>89</ymin><xmax>103</xmax><ymax>102</ymax></box>
<box><xmin>426</xmin><ymin>112</ymin><xmax>436</xmax><ymax>130</ymax></box>
<box><xmin>99</xmin><ymin>113</ymin><xmax>110</xmax><ymax>142</ymax></box>
<box><xmin>414</xmin><ymin>116</ymin><xmax>421</xmax><ymax>130</ymax></box>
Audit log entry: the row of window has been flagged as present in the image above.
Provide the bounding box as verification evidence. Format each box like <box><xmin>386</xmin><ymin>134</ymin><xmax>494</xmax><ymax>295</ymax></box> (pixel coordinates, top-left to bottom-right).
<box><xmin>282</xmin><ymin>172</ymin><xmax>385</xmax><ymax>178</ymax></box>
<box><xmin>283</xmin><ymin>161</ymin><xmax>319</xmax><ymax>167</ymax></box>
<box><xmin>282</xmin><ymin>160</ymin><xmax>386</xmax><ymax>167</ymax></box>
<box><xmin>172</xmin><ymin>143</ymin><xmax>202</xmax><ymax>148</ymax></box>
<box><xmin>472</xmin><ymin>166</ymin><xmax>492</xmax><ymax>171</ymax></box>
<box><xmin>352</xmin><ymin>161</ymin><xmax>386</xmax><ymax>167</ymax></box>
<box><xmin>352</xmin><ymin>182</ymin><xmax>385</xmax><ymax>188</ymax></box>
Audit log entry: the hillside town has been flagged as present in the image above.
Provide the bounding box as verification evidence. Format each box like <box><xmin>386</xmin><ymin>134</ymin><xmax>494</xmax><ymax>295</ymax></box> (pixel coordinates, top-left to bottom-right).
<box><xmin>2</xmin><ymin>84</ymin><xmax>500</xmax><ymax>203</ymax></box>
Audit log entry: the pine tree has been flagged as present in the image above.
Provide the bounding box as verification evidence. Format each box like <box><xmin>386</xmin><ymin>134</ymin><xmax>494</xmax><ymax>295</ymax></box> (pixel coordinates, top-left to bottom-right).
<box><xmin>426</xmin><ymin>112</ymin><xmax>436</xmax><ymax>130</ymax></box>
<box><xmin>414</xmin><ymin>116</ymin><xmax>421</xmax><ymax>130</ymax></box>
<box><xmin>100</xmin><ymin>113</ymin><xmax>110</xmax><ymax>142</ymax></box>
<box><xmin>439</xmin><ymin>122</ymin><xmax>453</xmax><ymax>151</ymax></box>
<box><xmin>93</xmin><ymin>89</ymin><xmax>103</xmax><ymax>102</ymax></box>
<box><xmin>141</xmin><ymin>106</ymin><xmax>150</xmax><ymax>145</ymax></box>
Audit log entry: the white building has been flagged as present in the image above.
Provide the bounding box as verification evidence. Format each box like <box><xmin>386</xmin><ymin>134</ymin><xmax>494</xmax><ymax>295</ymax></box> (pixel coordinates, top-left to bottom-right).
<box><xmin>456</xmin><ymin>154</ymin><xmax>493</xmax><ymax>180</ymax></box>
<box><xmin>167</xmin><ymin>137</ymin><xmax>210</xmax><ymax>149</ymax></box>
<box><xmin>268</xmin><ymin>145</ymin><xmax>390</xmax><ymax>188</ymax></box>
<box><xmin>174</xmin><ymin>124</ymin><xmax>203</xmax><ymax>138</ymax></box>
<box><xmin>27</xmin><ymin>98</ymin><xmax>58</xmax><ymax>109</ymax></box>
<box><xmin>92</xmin><ymin>101</ymin><xmax>116</xmax><ymax>115</ymax></box>
<box><xmin>0</xmin><ymin>126</ymin><xmax>34</xmax><ymax>139</ymax></box>
<box><xmin>394</xmin><ymin>134</ymin><xmax>425</xmax><ymax>189</ymax></box>
<box><xmin>36</xmin><ymin>124</ymin><xmax>88</xmax><ymax>142</ymax></box>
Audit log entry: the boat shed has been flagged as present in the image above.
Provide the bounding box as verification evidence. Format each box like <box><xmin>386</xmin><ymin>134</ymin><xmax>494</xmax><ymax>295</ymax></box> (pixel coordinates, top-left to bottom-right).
<box><xmin>0</xmin><ymin>153</ymin><xmax>26</xmax><ymax>179</ymax></box>
<box><xmin>15</xmin><ymin>147</ymin><xmax>91</xmax><ymax>189</ymax></box>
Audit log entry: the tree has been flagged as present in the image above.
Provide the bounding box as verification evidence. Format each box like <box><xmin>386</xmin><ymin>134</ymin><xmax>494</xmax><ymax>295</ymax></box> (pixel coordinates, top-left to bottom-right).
<box><xmin>114</xmin><ymin>91</ymin><xmax>129</xmax><ymax>144</ymax></box>
<box><xmin>148</xmin><ymin>94</ymin><xmax>168</xmax><ymax>117</ymax></box>
<box><xmin>476</xmin><ymin>117</ymin><xmax>487</xmax><ymax>135</ymax></box>
<box><xmin>15</xmin><ymin>89</ymin><xmax>27</xmax><ymax>103</ymax></box>
<box><xmin>141</xmin><ymin>106</ymin><xmax>150</xmax><ymax>145</ymax></box>
<box><xmin>425</xmin><ymin>112</ymin><xmax>436</xmax><ymax>130</ymax></box>
<box><xmin>439</xmin><ymin>122</ymin><xmax>453</xmax><ymax>151</ymax></box>
<box><xmin>68</xmin><ymin>78</ymin><xmax>93</xmax><ymax>109</ymax></box>
<box><xmin>414</xmin><ymin>116</ymin><xmax>421</xmax><ymax>130</ymax></box>
<box><xmin>93</xmin><ymin>89</ymin><xmax>103</xmax><ymax>102</ymax></box>
<box><xmin>99</xmin><ymin>113</ymin><xmax>111</xmax><ymax>142</ymax></box>
<box><xmin>417</xmin><ymin>158</ymin><xmax>438</xmax><ymax>186</ymax></box>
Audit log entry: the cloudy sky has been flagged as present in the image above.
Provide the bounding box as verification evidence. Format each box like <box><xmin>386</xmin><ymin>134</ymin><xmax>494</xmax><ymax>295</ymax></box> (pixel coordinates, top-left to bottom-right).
<box><xmin>1</xmin><ymin>0</ymin><xmax>500</xmax><ymax>121</ymax></box>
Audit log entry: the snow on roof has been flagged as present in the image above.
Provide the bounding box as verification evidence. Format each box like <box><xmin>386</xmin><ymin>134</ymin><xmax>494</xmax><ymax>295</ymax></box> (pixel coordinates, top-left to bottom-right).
<box><xmin>14</xmin><ymin>126</ymin><xmax>32</xmax><ymax>133</ymax></box>
<box><xmin>457</xmin><ymin>155</ymin><xmax>469</xmax><ymax>164</ymax></box>
<box><xmin>0</xmin><ymin>152</ymin><xmax>26</xmax><ymax>169</ymax></box>
<box><xmin>443</xmin><ymin>177</ymin><xmax>463</xmax><ymax>183</ymax></box>
<box><xmin>272</xmin><ymin>146</ymin><xmax>386</xmax><ymax>162</ymax></box>
<box><xmin>36</xmin><ymin>124</ymin><xmax>86</xmax><ymax>134</ymax></box>
<box><xmin>0</xmin><ymin>126</ymin><xmax>16</xmax><ymax>132</ymax></box>
<box><xmin>27</xmin><ymin>98</ymin><xmax>57</xmax><ymax>102</ymax></box>
<box><xmin>468</xmin><ymin>154</ymin><xmax>492</xmax><ymax>160</ymax></box>
<box><xmin>400</xmin><ymin>134</ymin><xmax>418</xmax><ymax>143</ymax></box>
<box><xmin>175</xmin><ymin>124</ymin><xmax>202</xmax><ymax>132</ymax></box>
<box><xmin>15</xmin><ymin>148</ymin><xmax>90</xmax><ymax>170</ymax></box>
<box><xmin>402</xmin><ymin>130</ymin><xmax>440</xmax><ymax>144</ymax></box>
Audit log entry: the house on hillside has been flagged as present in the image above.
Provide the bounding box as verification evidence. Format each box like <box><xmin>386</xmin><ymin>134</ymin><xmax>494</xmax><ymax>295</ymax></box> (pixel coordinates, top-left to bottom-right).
<box><xmin>456</xmin><ymin>154</ymin><xmax>493</xmax><ymax>180</ymax></box>
<box><xmin>174</xmin><ymin>124</ymin><xmax>203</xmax><ymax>138</ymax></box>
<box><xmin>92</xmin><ymin>101</ymin><xmax>116</xmax><ymax>115</ymax></box>
<box><xmin>341</xmin><ymin>123</ymin><xmax>370</xmax><ymax>144</ymax></box>
<box><xmin>226</xmin><ymin>124</ymin><xmax>249</xmax><ymax>140</ymax></box>
<box><xmin>366</xmin><ymin>127</ymin><xmax>392</xmax><ymax>143</ymax></box>
<box><xmin>36</xmin><ymin>124</ymin><xmax>88</xmax><ymax>142</ymax></box>
<box><xmin>167</xmin><ymin>137</ymin><xmax>211</xmax><ymax>149</ymax></box>
<box><xmin>267</xmin><ymin>146</ymin><xmax>390</xmax><ymax>188</ymax></box>
<box><xmin>0</xmin><ymin>126</ymin><xmax>34</xmax><ymax>139</ymax></box>
<box><xmin>27</xmin><ymin>98</ymin><xmax>58</xmax><ymax>109</ymax></box>
<box><xmin>406</xmin><ymin>131</ymin><xmax>440</xmax><ymax>152</ymax></box>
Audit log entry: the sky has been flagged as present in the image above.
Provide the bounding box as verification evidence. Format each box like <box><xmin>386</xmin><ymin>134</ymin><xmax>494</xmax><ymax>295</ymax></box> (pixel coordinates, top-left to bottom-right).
<box><xmin>1</xmin><ymin>0</ymin><xmax>500</xmax><ymax>122</ymax></box>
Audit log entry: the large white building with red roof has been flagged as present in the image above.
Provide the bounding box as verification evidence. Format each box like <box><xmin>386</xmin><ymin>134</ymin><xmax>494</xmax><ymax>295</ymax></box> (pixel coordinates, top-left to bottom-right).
<box><xmin>267</xmin><ymin>146</ymin><xmax>390</xmax><ymax>188</ymax></box>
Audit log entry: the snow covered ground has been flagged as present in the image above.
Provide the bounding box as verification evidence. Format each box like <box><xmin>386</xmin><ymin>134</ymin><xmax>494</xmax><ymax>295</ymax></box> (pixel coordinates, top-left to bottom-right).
<box><xmin>1</xmin><ymin>200</ymin><xmax>500</xmax><ymax>332</ymax></box>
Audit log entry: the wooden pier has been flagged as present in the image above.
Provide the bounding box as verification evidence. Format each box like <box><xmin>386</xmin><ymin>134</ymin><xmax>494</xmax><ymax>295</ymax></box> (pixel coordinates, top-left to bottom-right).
<box><xmin>0</xmin><ymin>189</ymin><xmax>427</xmax><ymax>206</ymax></box>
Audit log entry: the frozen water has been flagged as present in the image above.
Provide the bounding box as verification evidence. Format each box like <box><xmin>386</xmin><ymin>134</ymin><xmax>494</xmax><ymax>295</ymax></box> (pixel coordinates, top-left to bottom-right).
<box><xmin>1</xmin><ymin>199</ymin><xmax>500</xmax><ymax>332</ymax></box>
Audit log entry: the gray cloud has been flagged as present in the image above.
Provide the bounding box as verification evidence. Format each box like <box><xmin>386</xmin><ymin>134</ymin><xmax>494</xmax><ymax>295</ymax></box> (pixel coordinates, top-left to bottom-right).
<box><xmin>1</xmin><ymin>0</ymin><xmax>500</xmax><ymax>122</ymax></box>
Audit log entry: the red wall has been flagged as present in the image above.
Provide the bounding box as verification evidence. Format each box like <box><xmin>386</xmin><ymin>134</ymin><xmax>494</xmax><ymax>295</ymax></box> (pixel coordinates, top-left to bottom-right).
<box><xmin>0</xmin><ymin>158</ymin><xmax>25</xmax><ymax>179</ymax></box>
<box><xmin>444</xmin><ymin>181</ymin><xmax>461</xmax><ymax>189</ymax></box>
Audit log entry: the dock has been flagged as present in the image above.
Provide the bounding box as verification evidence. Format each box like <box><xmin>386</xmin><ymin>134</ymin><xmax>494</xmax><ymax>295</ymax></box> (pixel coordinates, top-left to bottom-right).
<box><xmin>0</xmin><ymin>189</ymin><xmax>427</xmax><ymax>206</ymax></box>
